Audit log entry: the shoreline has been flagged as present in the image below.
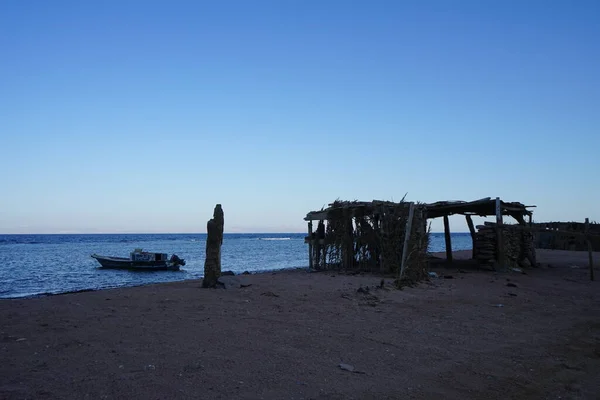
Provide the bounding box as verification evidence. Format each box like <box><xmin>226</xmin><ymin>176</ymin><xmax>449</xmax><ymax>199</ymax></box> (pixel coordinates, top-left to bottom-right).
<box><xmin>3</xmin><ymin>249</ymin><xmax>473</xmax><ymax>300</ymax></box>
<box><xmin>1</xmin><ymin>248</ymin><xmax>598</xmax><ymax>399</ymax></box>
<box><xmin>1</xmin><ymin>233</ymin><xmax>476</xmax><ymax>300</ymax></box>
<box><xmin>1</xmin><ymin>265</ymin><xmax>311</xmax><ymax>301</ymax></box>
<box><xmin>4</xmin><ymin>248</ymin><xmax>597</xmax><ymax>300</ymax></box>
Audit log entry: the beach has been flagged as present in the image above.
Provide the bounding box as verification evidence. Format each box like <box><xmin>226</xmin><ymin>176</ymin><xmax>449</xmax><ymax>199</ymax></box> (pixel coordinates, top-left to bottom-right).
<box><xmin>1</xmin><ymin>249</ymin><xmax>599</xmax><ymax>399</ymax></box>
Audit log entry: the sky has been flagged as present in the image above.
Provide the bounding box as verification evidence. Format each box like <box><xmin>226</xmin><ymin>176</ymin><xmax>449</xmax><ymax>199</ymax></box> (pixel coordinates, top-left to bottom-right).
<box><xmin>0</xmin><ymin>0</ymin><xmax>599</xmax><ymax>234</ymax></box>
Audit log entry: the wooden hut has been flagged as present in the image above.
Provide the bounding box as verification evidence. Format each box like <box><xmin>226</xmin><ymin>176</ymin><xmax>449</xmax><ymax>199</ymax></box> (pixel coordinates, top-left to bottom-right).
<box><xmin>304</xmin><ymin>200</ymin><xmax>429</xmax><ymax>284</ymax></box>
<box><xmin>423</xmin><ymin>197</ymin><xmax>536</xmax><ymax>269</ymax></box>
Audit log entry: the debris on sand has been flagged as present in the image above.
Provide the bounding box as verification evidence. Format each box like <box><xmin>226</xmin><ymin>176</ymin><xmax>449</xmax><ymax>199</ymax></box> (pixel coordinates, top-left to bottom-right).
<box><xmin>357</xmin><ymin>286</ymin><xmax>370</xmax><ymax>294</ymax></box>
<box><xmin>338</xmin><ymin>363</ymin><xmax>366</xmax><ymax>374</ymax></box>
<box><xmin>339</xmin><ymin>363</ymin><xmax>354</xmax><ymax>372</ymax></box>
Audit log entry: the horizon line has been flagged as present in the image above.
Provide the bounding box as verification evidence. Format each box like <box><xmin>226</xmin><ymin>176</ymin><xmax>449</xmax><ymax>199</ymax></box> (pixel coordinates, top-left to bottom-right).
<box><xmin>0</xmin><ymin>231</ymin><xmax>471</xmax><ymax>235</ymax></box>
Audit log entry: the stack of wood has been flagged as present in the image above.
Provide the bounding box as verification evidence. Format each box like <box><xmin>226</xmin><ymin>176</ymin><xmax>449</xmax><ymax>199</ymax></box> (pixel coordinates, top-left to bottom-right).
<box><xmin>504</xmin><ymin>225</ymin><xmax>523</xmax><ymax>267</ymax></box>
<box><xmin>474</xmin><ymin>223</ymin><xmax>536</xmax><ymax>270</ymax></box>
<box><xmin>520</xmin><ymin>229</ymin><xmax>536</xmax><ymax>266</ymax></box>
<box><xmin>473</xmin><ymin>224</ymin><xmax>497</xmax><ymax>268</ymax></box>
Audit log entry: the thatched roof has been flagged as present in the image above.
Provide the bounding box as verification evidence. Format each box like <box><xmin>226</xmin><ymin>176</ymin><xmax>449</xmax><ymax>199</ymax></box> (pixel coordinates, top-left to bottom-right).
<box><xmin>304</xmin><ymin>200</ymin><xmax>411</xmax><ymax>221</ymax></box>
<box><xmin>423</xmin><ymin>197</ymin><xmax>535</xmax><ymax>219</ymax></box>
<box><xmin>305</xmin><ymin>197</ymin><xmax>535</xmax><ymax>222</ymax></box>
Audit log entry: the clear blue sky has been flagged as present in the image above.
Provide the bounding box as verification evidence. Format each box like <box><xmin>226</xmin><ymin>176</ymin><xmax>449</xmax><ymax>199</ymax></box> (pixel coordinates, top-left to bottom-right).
<box><xmin>1</xmin><ymin>0</ymin><xmax>598</xmax><ymax>234</ymax></box>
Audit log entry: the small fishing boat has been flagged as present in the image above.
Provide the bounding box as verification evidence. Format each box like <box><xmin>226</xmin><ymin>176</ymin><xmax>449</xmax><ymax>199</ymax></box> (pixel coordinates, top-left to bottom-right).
<box><xmin>91</xmin><ymin>249</ymin><xmax>186</xmax><ymax>271</ymax></box>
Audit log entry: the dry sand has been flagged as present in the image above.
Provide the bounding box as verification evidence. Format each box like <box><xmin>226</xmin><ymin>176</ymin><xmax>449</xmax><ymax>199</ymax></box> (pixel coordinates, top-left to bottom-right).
<box><xmin>1</xmin><ymin>249</ymin><xmax>599</xmax><ymax>399</ymax></box>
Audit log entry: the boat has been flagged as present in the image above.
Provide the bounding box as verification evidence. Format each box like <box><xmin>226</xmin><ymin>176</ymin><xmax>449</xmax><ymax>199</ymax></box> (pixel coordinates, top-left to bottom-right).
<box><xmin>91</xmin><ymin>249</ymin><xmax>186</xmax><ymax>271</ymax></box>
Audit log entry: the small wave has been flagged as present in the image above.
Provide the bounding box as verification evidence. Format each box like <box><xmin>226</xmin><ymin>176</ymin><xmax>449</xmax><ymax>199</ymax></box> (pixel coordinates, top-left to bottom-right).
<box><xmin>259</xmin><ymin>237</ymin><xmax>291</xmax><ymax>241</ymax></box>
<box><xmin>0</xmin><ymin>238</ymin><xmax>44</xmax><ymax>245</ymax></box>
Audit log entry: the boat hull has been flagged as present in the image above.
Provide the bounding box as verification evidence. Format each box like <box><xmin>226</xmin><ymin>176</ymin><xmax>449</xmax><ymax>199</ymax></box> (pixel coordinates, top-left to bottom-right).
<box><xmin>91</xmin><ymin>255</ymin><xmax>181</xmax><ymax>271</ymax></box>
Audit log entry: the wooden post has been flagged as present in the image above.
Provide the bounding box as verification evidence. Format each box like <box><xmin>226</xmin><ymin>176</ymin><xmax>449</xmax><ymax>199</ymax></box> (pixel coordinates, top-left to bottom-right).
<box><xmin>443</xmin><ymin>215</ymin><xmax>452</xmax><ymax>263</ymax></box>
<box><xmin>322</xmin><ymin>233</ymin><xmax>327</xmax><ymax>270</ymax></box>
<box><xmin>528</xmin><ymin>214</ymin><xmax>532</xmax><ymax>227</ymax></box>
<box><xmin>399</xmin><ymin>202</ymin><xmax>415</xmax><ymax>280</ymax></box>
<box><xmin>466</xmin><ymin>215</ymin><xmax>476</xmax><ymax>259</ymax></box>
<box><xmin>586</xmin><ymin>218</ymin><xmax>594</xmax><ymax>281</ymax></box>
<box><xmin>372</xmin><ymin>216</ymin><xmax>383</xmax><ymax>273</ymax></box>
<box><xmin>379</xmin><ymin>209</ymin><xmax>386</xmax><ymax>272</ymax></box>
<box><xmin>315</xmin><ymin>220</ymin><xmax>325</xmax><ymax>269</ymax></box>
<box><xmin>349</xmin><ymin>216</ymin><xmax>356</xmax><ymax>270</ymax></box>
<box><xmin>342</xmin><ymin>210</ymin><xmax>354</xmax><ymax>270</ymax></box>
<box><xmin>308</xmin><ymin>221</ymin><xmax>314</xmax><ymax>270</ymax></box>
<box><xmin>203</xmin><ymin>204</ymin><xmax>224</xmax><ymax>288</ymax></box>
<box><xmin>495</xmin><ymin>197</ymin><xmax>504</xmax><ymax>270</ymax></box>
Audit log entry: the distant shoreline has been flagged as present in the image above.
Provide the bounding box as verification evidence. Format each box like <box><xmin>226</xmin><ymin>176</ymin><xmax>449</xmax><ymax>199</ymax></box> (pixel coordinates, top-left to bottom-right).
<box><xmin>0</xmin><ymin>232</ymin><xmax>472</xmax><ymax>235</ymax></box>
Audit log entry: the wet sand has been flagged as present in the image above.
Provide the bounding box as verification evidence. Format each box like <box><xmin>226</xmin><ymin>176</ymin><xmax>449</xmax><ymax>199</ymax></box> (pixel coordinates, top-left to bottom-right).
<box><xmin>1</xmin><ymin>249</ymin><xmax>599</xmax><ymax>399</ymax></box>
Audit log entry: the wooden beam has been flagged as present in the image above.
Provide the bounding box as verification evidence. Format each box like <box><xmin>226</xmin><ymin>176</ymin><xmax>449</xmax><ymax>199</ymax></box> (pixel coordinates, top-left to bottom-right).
<box><xmin>495</xmin><ymin>197</ymin><xmax>504</xmax><ymax>270</ymax></box>
<box><xmin>466</xmin><ymin>215</ymin><xmax>476</xmax><ymax>237</ymax></box>
<box><xmin>400</xmin><ymin>203</ymin><xmax>415</xmax><ymax>280</ymax></box>
<box><xmin>510</xmin><ymin>212</ymin><xmax>526</xmax><ymax>225</ymax></box>
<box><xmin>586</xmin><ymin>218</ymin><xmax>594</xmax><ymax>281</ymax></box>
<box><xmin>304</xmin><ymin>210</ymin><xmax>329</xmax><ymax>221</ymax></box>
<box><xmin>443</xmin><ymin>215</ymin><xmax>452</xmax><ymax>263</ymax></box>
<box><xmin>466</xmin><ymin>215</ymin><xmax>476</xmax><ymax>259</ymax></box>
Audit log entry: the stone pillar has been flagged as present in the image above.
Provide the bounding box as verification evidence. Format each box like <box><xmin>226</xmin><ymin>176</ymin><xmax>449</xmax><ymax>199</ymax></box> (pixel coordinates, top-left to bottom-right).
<box><xmin>203</xmin><ymin>204</ymin><xmax>224</xmax><ymax>288</ymax></box>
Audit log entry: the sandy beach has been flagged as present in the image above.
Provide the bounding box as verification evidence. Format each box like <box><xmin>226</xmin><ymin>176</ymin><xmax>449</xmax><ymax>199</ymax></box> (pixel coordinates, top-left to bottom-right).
<box><xmin>1</xmin><ymin>249</ymin><xmax>599</xmax><ymax>399</ymax></box>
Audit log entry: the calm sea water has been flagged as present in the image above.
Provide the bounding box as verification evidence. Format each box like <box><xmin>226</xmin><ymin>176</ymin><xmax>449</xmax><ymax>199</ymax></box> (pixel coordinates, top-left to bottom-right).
<box><xmin>0</xmin><ymin>233</ymin><xmax>472</xmax><ymax>298</ymax></box>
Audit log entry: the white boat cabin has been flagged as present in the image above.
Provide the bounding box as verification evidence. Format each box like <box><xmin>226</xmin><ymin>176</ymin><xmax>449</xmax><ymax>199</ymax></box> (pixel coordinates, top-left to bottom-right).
<box><xmin>130</xmin><ymin>249</ymin><xmax>168</xmax><ymax>262</ymax></box>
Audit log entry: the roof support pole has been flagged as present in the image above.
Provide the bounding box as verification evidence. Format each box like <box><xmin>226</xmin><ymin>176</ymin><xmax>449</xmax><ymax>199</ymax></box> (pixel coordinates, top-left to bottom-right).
<box><xmin>495</xmin><ymin>197</ymin><xmax>505</xmax><ymax>270</ymax></box>
<box><xmin>343</xmin><ymin>209</ymin><xmax>354</xmax><ymax>270</ymax></box>
<box><xmin>586</xmin><ymin>218</ymin><xmax>594</xmax><ymax>281</ymax></box>
<box><xmin>308</xmin><ymin>221</ymin><xmax>314</xmax><ymax>270</ymax></box>
<box><xmin>443</xmin><ymin>215</ymin><xmax>452</xmax><ymax>263</ymax></box>
<box><xmin>400</xmin><ymin>202</ymin><xmax>415</xmax><ymax>280</ymax></box>
<box><xmin>372</xmin><ymin>216</ymin><xmax>384</xmax><ymax>273</ymax></box>
<box><xmin>466</xmin><ymin>215</ymin><xmax>476</xmax><ymax>259</ymax></box>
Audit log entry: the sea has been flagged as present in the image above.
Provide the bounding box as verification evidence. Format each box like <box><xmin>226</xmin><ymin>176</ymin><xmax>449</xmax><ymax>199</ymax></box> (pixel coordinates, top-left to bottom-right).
<box><xmin>0</xmin><ymin>233</ymin><xmax>473</xmax><ymax>299</ymax></box>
